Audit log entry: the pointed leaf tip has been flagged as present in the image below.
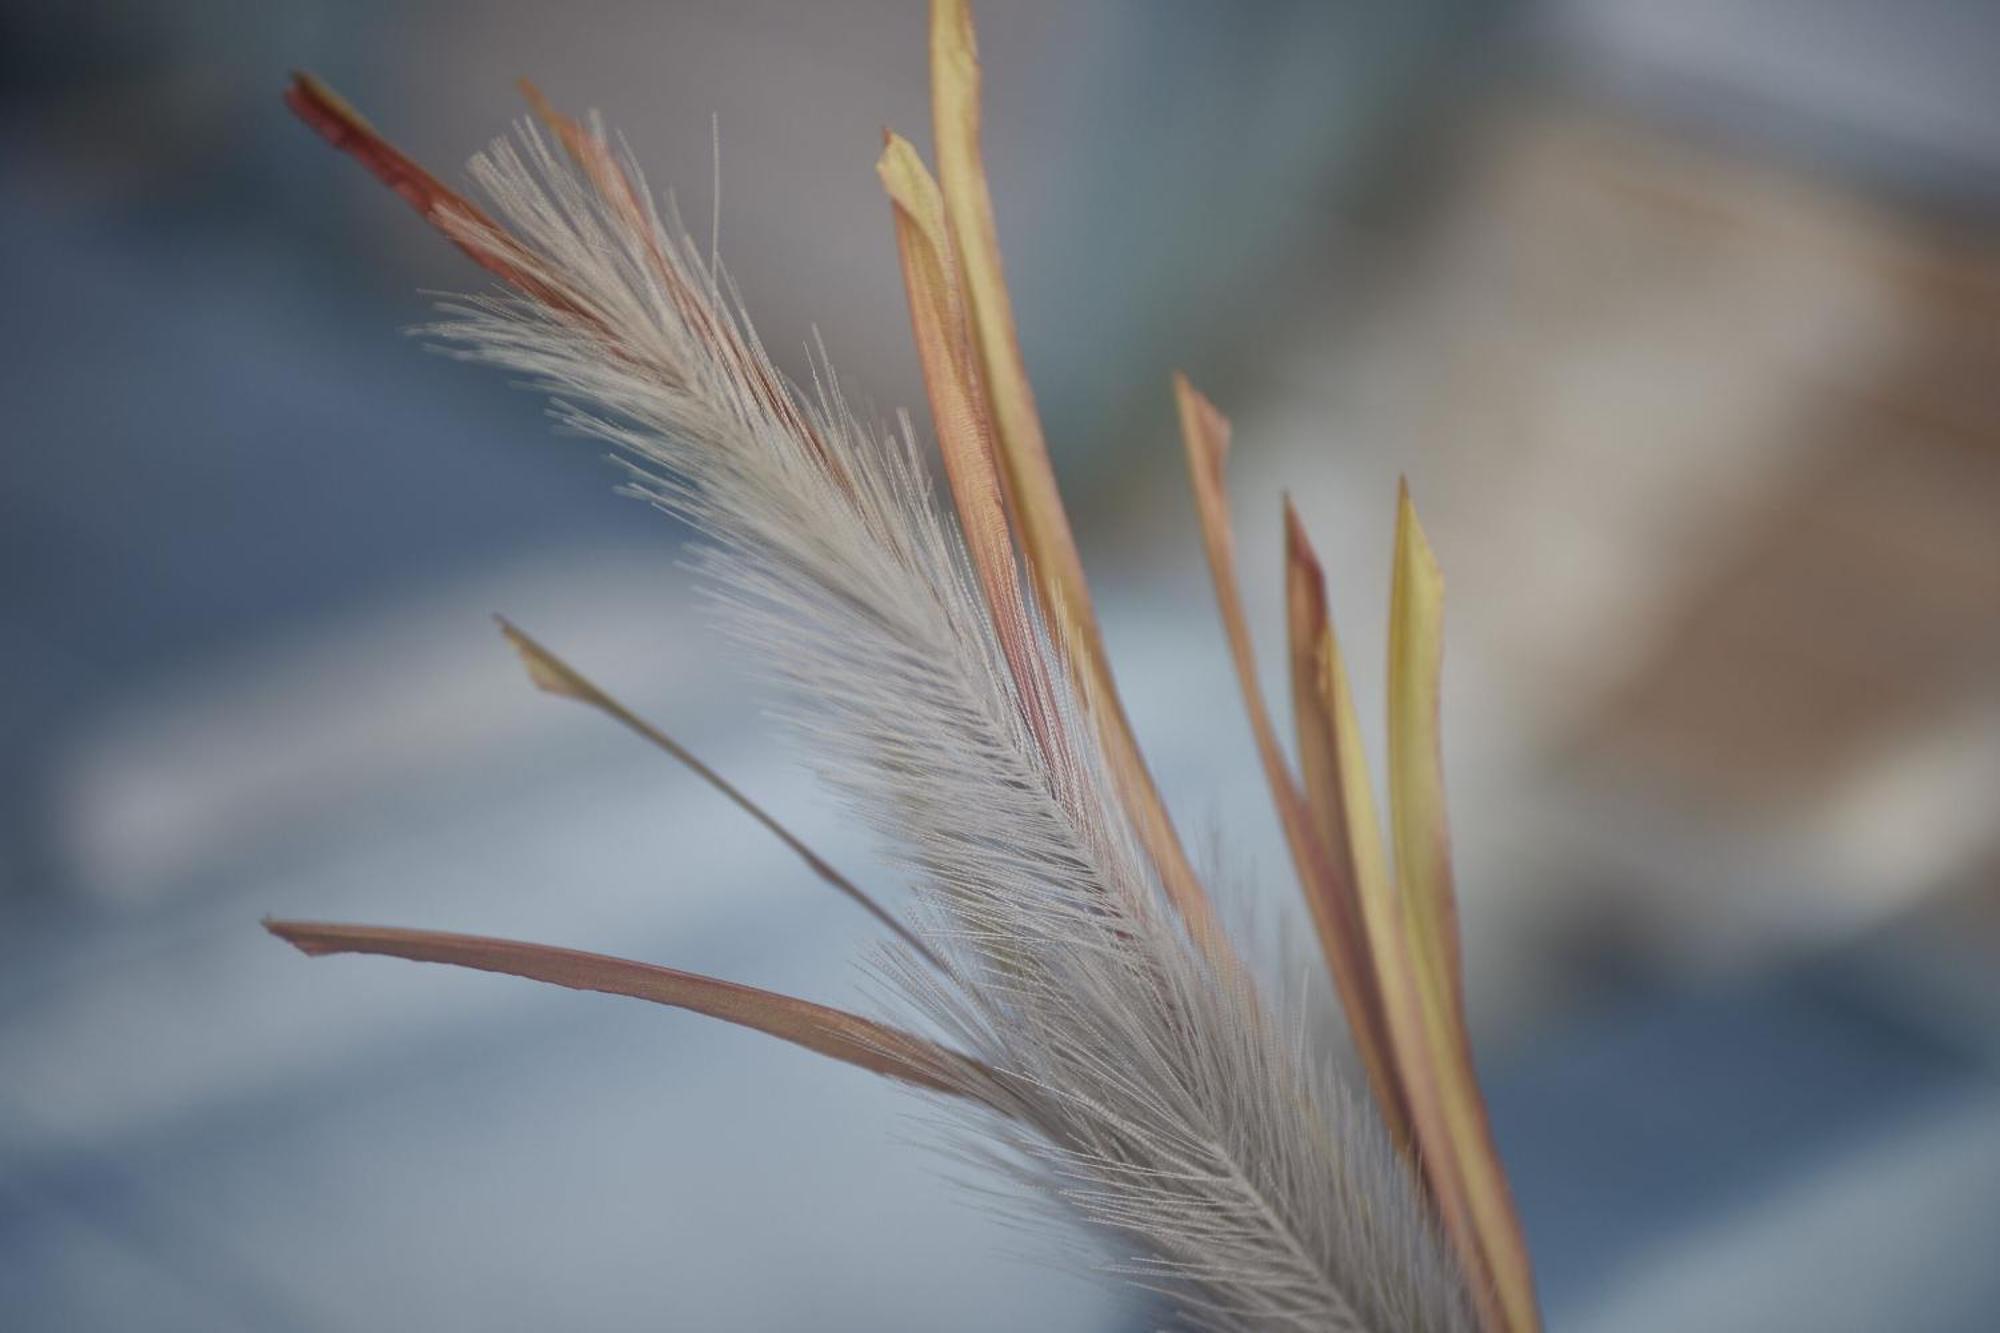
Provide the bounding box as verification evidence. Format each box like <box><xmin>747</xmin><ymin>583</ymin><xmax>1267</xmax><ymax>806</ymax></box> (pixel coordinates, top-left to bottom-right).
<box><xmin>284</xmin><ymin>75</ymin><xmax>582</xmax><ymax>315</ymax></box>
<box><xmin>1388</xmin><ymin>483</ymin><xmax>1456</xmax><ymax>1004</ymax></box>
<box><xmin>1173</xmin><ymin>372</ymin><xmax>1231</xmax><ymax>478</ymax></box>
<box><xmin>496</xmin><ymin>616</ymin><xmax>598</xmax><ymax>704</ymax></box>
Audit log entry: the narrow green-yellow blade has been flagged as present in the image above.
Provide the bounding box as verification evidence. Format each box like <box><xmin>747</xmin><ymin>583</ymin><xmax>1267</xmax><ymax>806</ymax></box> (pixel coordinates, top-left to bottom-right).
<box><xmin>1388</xmin><ymin>483</ymin><xmax>1540</xmax><ymax>1333</ymax></box>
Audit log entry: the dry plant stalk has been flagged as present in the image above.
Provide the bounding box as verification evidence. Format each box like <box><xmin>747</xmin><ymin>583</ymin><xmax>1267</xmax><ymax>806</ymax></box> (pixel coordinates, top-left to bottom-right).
<box><xmin>269</xmin><ymin>3</ymin><xmax>1538</xmax><ymax>1329</ymax></box>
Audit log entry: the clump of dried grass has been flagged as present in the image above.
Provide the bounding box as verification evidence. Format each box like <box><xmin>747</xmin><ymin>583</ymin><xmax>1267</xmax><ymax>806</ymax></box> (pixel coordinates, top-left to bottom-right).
<box><xmin>268</xmin><ymin>5</ymin><xmax>1538</xmax><ymax>1330</ymax></box>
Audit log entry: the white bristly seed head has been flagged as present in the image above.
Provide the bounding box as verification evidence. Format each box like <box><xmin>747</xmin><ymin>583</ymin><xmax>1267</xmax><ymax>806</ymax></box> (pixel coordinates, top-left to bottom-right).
<box><xmin>427</xmin><ymin>118</ymin><xmax>1476</xmax><ymax>1333</ymax></box>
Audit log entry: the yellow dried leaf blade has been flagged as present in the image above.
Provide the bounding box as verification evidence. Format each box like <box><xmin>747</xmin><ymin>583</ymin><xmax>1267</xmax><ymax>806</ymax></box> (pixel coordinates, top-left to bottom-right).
<box><xmin>928</xmin><ymin>0</ymin><xmax>1049</xmax><ymax>541</ymax></box>
<box><xmin>1312</xmin><ymin>572</ymin><xmax>1504</xmax><ymax>1328</ymax></box>
<box><xmin>1279</xmin><ymin>503</ymin><xmax>1411</xmax><ymax>1151</ymax></box>
<box><xmin>1388</xmin><ymin>483</ymin><xmax>1462</xmax><ymax>1005</ymax></box>
<box><xmin>1388</xmin><ymin>483</ymin><xmax>1540</xmax><ymax>1333</ymax></box>
<box><xmin>928</xmin><ymin>0</ymin><xmax>1221</xmax><ymax>952</ymax></box>
<box><xmin>265</xmin><ymin>919</ymin><xmax>976</xmax><ymax>1095</ymax></box>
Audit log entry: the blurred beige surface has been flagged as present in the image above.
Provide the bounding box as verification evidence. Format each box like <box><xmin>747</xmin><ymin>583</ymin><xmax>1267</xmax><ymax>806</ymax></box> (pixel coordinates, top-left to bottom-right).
<box><xmin>1182</xmin><ymin>105</ymin><xmax>2000</xmax><ymax>1007</ymax></box>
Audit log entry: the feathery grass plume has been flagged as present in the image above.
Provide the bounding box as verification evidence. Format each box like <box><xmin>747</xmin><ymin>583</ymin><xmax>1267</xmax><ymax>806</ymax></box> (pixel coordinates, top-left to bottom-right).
<box><xmin>269</xmin><ymin>3</ymin><xmax>1539</xmax><ymax>1328</ymax></box>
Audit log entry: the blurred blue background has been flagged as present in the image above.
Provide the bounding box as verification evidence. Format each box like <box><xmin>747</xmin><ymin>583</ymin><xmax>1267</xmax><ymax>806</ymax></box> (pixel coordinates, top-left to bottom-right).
<box><xmin>3</xmin><ymin>1</ymin><xmax>1998</xmax><ymax>1329</ymax></box>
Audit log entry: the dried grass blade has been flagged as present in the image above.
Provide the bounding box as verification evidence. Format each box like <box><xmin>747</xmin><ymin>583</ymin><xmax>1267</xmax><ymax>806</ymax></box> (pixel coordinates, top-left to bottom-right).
<box><xmin>264</xmin><ymin>919</ymin><xmax>978</xmax><ymax>1096</ymax></box>
<box><xmin>1285</xmin><ymin>503</ymin><xmax>1497</xmax><ymax>1329</ymax></box>
<box><xmin>495</xmin><ymin>617</ymin><xmax>944</xmax><ymax>973</ymax></box>
<box><xmin>284</xmin><ymin>73</ymin><xmax>575</xmax><ymax>316</ymax></box>
<box><xmin>928</xmin><ymin>0</ymin><xmax>1221</xmax><ymax>950</ymax></box>
<box><xmin>1279</xmin><ymin>503</ymin><xmax>1410</xmax><ymax>1150</ymax></box>
<box><xmin>876</xmin><ymin>135</ymin><xmax>1068</xmax><ymax>788</ymax></box>
<box><xmin>1177</xmin><ymin>376</ymin><xmax>1405</xmax><ymax>1132</ymax></box>
<box><xmin>1388</xmin><ymin>485</ymin><xmax>1540</xmax><ymax>1333</ymax></box>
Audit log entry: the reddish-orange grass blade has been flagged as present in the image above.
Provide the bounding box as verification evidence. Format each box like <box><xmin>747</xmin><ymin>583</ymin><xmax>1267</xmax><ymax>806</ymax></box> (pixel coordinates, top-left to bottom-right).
<box><xmin>266</xmin><ymin>919</ymin><xmax>981</xmax><ymax>1096</ymax></box>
